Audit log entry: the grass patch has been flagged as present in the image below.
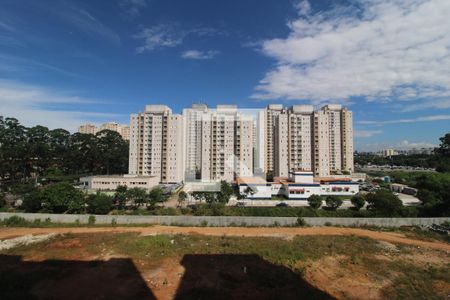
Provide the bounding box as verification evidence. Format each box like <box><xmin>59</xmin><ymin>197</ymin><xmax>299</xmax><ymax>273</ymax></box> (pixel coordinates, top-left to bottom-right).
<box><xmin>2</xmin><ymin>231</ymin><xmax>448</xmax><ymax>300</ymax></box>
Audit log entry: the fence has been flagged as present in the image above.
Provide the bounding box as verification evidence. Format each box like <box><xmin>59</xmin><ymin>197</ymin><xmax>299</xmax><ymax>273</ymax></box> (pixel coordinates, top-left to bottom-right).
<box><xmin>0</xmin><ymin>212</ymin><xmax>449</xmax><ymax>227</ymax></box>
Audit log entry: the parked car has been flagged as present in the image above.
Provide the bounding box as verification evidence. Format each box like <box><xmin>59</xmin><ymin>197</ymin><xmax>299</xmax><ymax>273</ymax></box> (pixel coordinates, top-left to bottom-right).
<box><xmin>276</xmin><ymin>202</ymin><xmax>289</xmax><ymax>207</ymax></box>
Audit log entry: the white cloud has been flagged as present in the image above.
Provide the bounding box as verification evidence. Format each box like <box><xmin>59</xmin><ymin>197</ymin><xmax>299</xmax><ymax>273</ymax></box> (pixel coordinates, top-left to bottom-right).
<box><xmin>181</xmin><ymin>50</ymin><xmax>220</xmax><ymax>60</ymax></box>
<box><xmin>354</xmin><ymin>130</ymin><xmax>383</xmax><ymax>138</ymax></box>
<box><xmin>399</xmin><ymin>98</ymin><xmax>450</xmax><ymax>112</ymax></box>
<box><xmin>0</xmin><ymin>53</ymin><xmax>83</xmax><ymax>78</ymax></box>
<box><xmin>134</xmin><ymin>24</ymin><xmax>222</xmax><ymax>53</ymax></box>
<box><xmin>0</xmin><ymin>80</ymin><xmax>124</xmax><ymax>132</ymax></box>
<box><xmin>253</xmin><ymin>0</ymin><xmax>450</xmax><ymax>109</ymax></box>
<box><xmin>294</xmin><ymin>0</ymin><xmax>311</xmax><ymax>16</ymax></box>
<box><xmin>118</xmin><ymin>0</ymin><xmax>147</xmax><ymax>17</ymax></box>
<box><xmin>358</xmin><ymin>114</ymin><xmax>450</xmax><ymax>125</ymax></box>
<box><xmin>52</xmin><ymin>5</ymin><xmax>121</xmax><ymax>46</ymax></box>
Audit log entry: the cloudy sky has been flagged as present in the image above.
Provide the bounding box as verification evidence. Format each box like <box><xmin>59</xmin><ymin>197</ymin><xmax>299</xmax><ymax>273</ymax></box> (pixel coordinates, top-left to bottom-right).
<box><xmin>0</xmin><ymin>0</ymin><xmax>449</xmax><ymax>151</ymax></box>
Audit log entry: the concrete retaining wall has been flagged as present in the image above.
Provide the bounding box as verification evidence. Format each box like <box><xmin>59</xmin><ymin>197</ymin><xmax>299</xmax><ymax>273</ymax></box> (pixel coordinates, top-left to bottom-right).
<box><xmin>0</xmin><ymin>212</ymin><xmax>449</xmax><ymax>227</ymax></box>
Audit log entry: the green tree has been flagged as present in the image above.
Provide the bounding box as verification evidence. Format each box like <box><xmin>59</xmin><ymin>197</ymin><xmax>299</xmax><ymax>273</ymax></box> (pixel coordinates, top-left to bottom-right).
<box><xmin>22</xmin><ymin>191</ymin><xmax>42</xmax><ymax>212</ymax></box>
<box><xmin>95</xmin><ymin>130</ymin><xmax>129</xmax><ymax>175</ymax></box>
<box><xmin>308</xmin><ymin>195</ymin><xmax>323</xmax><ymax>209</ymax></box>
<box><xmin>86</xmin><ymin>192</ymin><xmax>113</xmax><ymax>214</ymax></box>
<box><xmin>48</xmin><ymin>128</ymin><xmax>70</xmax><ymax>170</ymax></box>
<box><xmin>365</xmin><ymin>189</ymin><xmax>403</xmax><ymax>216</ymax></box>
<box><xmin>26</xmin><ymin>125</ymin><xmax>51</xmax><ymax>176</ymax></box>
<box><xmin>114</xmin><ymin>185</ymin><xmax>128</xmax><ymax>209</ymax></box>
<box><xmin>325</xmin><ymin>195</ymin><xmax>343</xmax><ymax>210</ymax></box>
<box><xmin>66</xmin><ymin>133</ymin><xmax>99</xmax><ymax>174</ymax></box>
<box><xmin>0</xmin><ymin>117</ymin><xmax>130</xmax><ymax>182</ymax></box>
<box><xmin>350</xmin><ymin>195</ymin><xmax>366</xmax><ymax>211</ymax></box>
<box><xmin>178</xmin><ymin>191</ymin><xmax>187</xmax><ymax>207</ymax></box>
<box><xmin>217</xmin><ymin>180</ymin><xmax>233</xmax><ymax>203</ymax></box>
<box><xmin>434</xmin><ymin>132</ymin><xmax>450</xmax><ymax>172</ymax></box>
<box><xmin>39</xmin><ymin>182</ymin><xmax>85</xmax><ymax>213</ymax></box>
<box><xmin>0</xmin><ymin>118</ymin><xmax>28</xmax><ymax>179</ymax></box>
<box><xmin>148</xmin><ymin>187</ymin><xmax>165</xmax><ymax>209</ymax></box>
<box><xmin>0</xmin><ymin>192</ymin><xmax>7</xmax><ymax>208</ymax></box>
<box><xmin>126</xmin><ymin>187</ymin><xmax>147</xmax><ymax>208</ymax></box>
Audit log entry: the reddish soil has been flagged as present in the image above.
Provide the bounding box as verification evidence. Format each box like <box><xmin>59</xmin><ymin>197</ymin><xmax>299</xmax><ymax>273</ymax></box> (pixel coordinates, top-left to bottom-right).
<box><xmin>1</xmin><ymin>226</ymin><xmax>449</xmax><ymax>251</ymax></box>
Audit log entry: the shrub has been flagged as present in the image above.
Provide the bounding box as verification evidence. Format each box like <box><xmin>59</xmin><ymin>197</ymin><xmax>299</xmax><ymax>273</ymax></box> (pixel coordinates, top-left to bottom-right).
<box><xmin>210</xmin><ymin>203</ymin><xmax>226</xmax><ymax>216</ymax></box>
<box><xmin>114</xmin><ymin>185</ymin><xmax>128</xmax><ymax>209</ymax></box>
<box><xmin>308</xmin><ymin>195</ymin><xmax>323</xmax><ymax>209</ymax></box>
<box><xmin>88</xmin><ymin>215</ymin><xmax>96</xmax><ymax>225</ymax></box>
<box><xmin>296</xmin><ymin>217</ymin><xmax>306</xmax><ymax>226</ymax></box>
<box><xmin>148</xmin><ymin>187</ymin><xmax>166</xmax><ymax>208</ymax></box>
<box><xmin>325</xmin><ymin>196</ymin><xmax>343</xmax><ymax>210</ymax></box>
<box><xmin>2</xmin><ymin>216</ymin><xmax>28</xmax><ymax>227</ymax></box>
<box><xmin>178</xmin><ymin>191</ymin><xmax>188</xmax><ymax>206</ymax></box>
<box><xmin>39</xmin><ymin>182</ymin><xmax>85</xmax><ymax>213</ymax></box>
<box><xmin>22</xmin><ymin>191</ymin><xmax>42</xmax><ymax>213</ymax></box>
<box><xmin>86</xmin><ymin>193</ymin><xmax>113</xmax><ymax>215</ymax></box>
<box><xmin>217</xmin><ymin>181</ymin><xmax>234</xmax><ymax>203</ymax></box>
<box><xmin>366</xmin><ymin>189</ymin><xmax>403</xmax><ymax>216</ymax></box>
<box><xmin>351</xmin><ymin>195</ymin><xmax>366</xmax><ymax>211</ymax></box>
<box><xmin>0</xmin><ymin>193</ymin><xmax>6</xmax><ymax>208</ymax></box>
<box><xmin>126</xmin><ymin>187</ymin><xmax>147</xmax><ymax>208</ymax></box>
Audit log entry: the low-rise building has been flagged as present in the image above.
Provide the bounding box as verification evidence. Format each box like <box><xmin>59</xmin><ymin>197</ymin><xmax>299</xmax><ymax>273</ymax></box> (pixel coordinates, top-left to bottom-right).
<box><xmin>380</xmin><ymin>149</ymin><xmax>399</xmax><ymax>157</ymax></box>
<box><xmin>78</xmin><ymin>122</ymin><xmax>130</xmax><ymax>141</ymax></box>
<box><xmin>237</xmin><ymin>170</ymin><xmax>359</xmax><ymax>200</ymax></box>
<box><xmin>79</xmin><ymin>175</ymin><xmax>159</xmax><ymax>191</ymax></box>
<box><xmin>390</xmin><ymin>183</ymin><xmax>418</xmax><ymax>195</ymax></box>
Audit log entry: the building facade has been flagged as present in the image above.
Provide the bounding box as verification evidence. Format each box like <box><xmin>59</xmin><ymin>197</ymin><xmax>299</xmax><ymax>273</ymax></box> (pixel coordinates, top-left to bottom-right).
<box><xmin>79</xmin><ymin>175</ymin><xmax>159</xmax><ymax>191</ymax></box>
<box><xmin>259</xmin><ymin>104</ymin><xmax>354</xmax><ymax>178</ymax></box>
<box><xmin>129</xmin><ymin>103</ymin><xmax>353</xmax><ymax>183</ymax></box>
<box><xmin>182</xmin><ymin>104</ymin><xmax>209</xmax><ymax>181</ymax></box>
<box><xmin>128</xmin><ymin>105</ymin><xmax>184</xmax><ymax>183</ymax></box>
<box><xmin>237</xmin><ymin>170</ymin><xmax>359</xmax><ymax>200</ymax></box>
<box><xmin>78</xmin><ymin>124</ymin><xmax>98</xmax><ymax>135</ymax></box>
<box><xmin>78</xmin><ymin>122</ymin><xmax>130</xmax><ymax>141</ymax></box>
<box><xmin>189</xmin><ymin>105</ymin><xmax>254</xmax><ymax>182</ymax></box>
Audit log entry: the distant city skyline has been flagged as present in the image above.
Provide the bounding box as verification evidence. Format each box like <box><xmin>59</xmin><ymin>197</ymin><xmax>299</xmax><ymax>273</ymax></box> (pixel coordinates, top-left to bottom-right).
<box><xmin>0</xmin><ymin>0</ymin><xmax>449</xmax><ymax>151</ymax></box>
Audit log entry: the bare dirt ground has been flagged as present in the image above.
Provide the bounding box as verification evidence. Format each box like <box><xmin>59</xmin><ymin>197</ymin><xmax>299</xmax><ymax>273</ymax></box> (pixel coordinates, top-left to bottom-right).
<box><xmin>1</xmin><ymin>226</ymin><xmax>449</xmax><ymax>251</ymax></box>
<box><xmin>1</xmin><ymin>227</ymin><xmax>449</xmax><ymax>300</ymax></box>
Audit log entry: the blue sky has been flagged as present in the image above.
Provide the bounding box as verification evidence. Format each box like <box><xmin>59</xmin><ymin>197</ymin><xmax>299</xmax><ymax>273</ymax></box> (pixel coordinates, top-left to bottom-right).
<box><xmin>0</xmin><ymin>0</ymin><xmax>449</xmax><ymax>151</ymax></box>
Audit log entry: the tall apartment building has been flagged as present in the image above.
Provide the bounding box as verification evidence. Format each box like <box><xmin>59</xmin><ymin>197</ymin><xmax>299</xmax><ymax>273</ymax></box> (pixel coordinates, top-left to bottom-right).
<box><xmin>256</xmin><ymin>104</ymin><xmax>285</xmax><ymax>174</ymax></box>
<box><xmin>191</xmin><ymin>105</ymin><xmax>254</xmax><ymax>182</ymax></box>
<box><xmin>100</xmin><ymin>122</ymin><xmax>131</xmax><ymax>141</ymax></box>
<box><xmin>128</xmin><ymin>103</ymin><xmax>352</xmax><ymax>183</ymax></box>
<box><xmin>128</xmin><ymin>105</ymin><xmax>184</xmax><ymax>183</ymax></box>
<box><xmin>182</xmin><ymin>104</ymin><xmax>208</xmax><ymax>181</ymax></box>
<box><xmin>262</xmin><ymin>104</ymin><xmax>353</xmax><ymax>178</ymax></box>
<box><xmin>340</xmin><ymin>107</ymin><xmax>354</xmax><ymax>172</ymax></box>
<box><xmin>289</xmin><ymin>105</ymin><xmax>314</xmax><ymax>174</ymax></box>
<box><xmin>78</xmin><ymin>124</ymin><xmax>98</xmax><ymax>135</ymax></box>
<box><xmin>78</xmin><ymin>122</ymin><xmax>130</xmax><ymax>141</ymax></box>
<box><xmin>313</xmin><ymin>109</ymin><xmax>331</xmax><ymax>177</ymax></box>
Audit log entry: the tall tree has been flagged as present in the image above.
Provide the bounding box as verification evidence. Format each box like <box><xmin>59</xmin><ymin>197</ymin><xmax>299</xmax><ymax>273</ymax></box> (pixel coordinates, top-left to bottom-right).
<box><xmin>0</xmin><ymin>118</ymin><xmax>28</xmax><ymax>179</ymax></box>
<box><xmin>95</xmin><ymin>130</ymin><xmax>128</xmax><ymax>174</ymax></box>
<box><xmin>26</xmin><ymin>125</ymin><xmax>51</xmax><ymax>176</ymax></box>
<box><xmin>435</xmin><ymin>132</ymin><xmax>450</xmax><ymax>172</ymax></box>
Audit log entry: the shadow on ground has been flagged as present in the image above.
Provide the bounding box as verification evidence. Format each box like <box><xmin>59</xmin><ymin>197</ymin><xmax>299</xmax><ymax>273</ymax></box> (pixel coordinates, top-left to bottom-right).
<box><xmin>174</xmin><ymin>254</ymin><xmax>334</xmax><ymax>300</ymax></box>
<box><xmin>0</xmin><ymin>254</ymin><xmax>334</xmax><ymax>300</ymax></box>
<box><xmin>0</xmin><ymin>254</ymin><xmax>156</xmax><ymax>300</ymax></box>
